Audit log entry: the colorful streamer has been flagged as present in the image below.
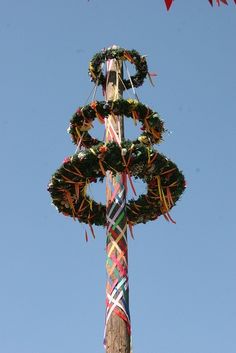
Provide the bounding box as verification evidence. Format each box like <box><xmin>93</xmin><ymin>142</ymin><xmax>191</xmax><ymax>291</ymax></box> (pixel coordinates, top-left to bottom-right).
<box><xmin>104</xmin><ymin>173</ymin><xmax>130</xmax><ymax>345</ymax></box>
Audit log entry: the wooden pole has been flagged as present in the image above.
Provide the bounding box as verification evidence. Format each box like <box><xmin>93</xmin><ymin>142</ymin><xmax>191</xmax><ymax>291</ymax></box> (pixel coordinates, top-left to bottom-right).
<box><xmin>105</xmin><ymin>47</ymin><xmax>131</xmax><ymax>353</ymax></box>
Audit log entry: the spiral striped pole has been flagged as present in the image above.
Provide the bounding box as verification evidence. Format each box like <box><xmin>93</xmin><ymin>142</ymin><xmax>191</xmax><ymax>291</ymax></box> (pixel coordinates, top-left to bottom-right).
<box><xmin>104</xmin><ymin>47</ymin><xmax>131</xmax><ymax>353</ymax></box>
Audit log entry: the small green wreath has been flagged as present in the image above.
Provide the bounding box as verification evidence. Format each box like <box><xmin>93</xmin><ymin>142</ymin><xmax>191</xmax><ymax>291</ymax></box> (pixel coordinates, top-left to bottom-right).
<box><xmin>48</xmin><ymin>141</ymin><xmax>185</xmax><ymax>226</ymax></box>
<box><xmin>89</xmin><ymin>48</ymin><xmax>148</xmax><ymax>89</ymax></box>
<box><xmin>68</xmin><ymin>99</ymin><xmax>165</xmax><ymax>148</ymax></box>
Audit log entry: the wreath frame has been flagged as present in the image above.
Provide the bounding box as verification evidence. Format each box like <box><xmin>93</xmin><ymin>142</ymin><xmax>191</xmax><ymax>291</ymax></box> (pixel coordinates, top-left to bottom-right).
<box><xmin>68</xmin><ymin>99</ymin><xmax>165</xmax><ymax>148</ymax></box>
<box><xmin>89</xmin><ymin>48</ymin><xmax>148</xmax><ymax>89</ymax></box>
<box><xmin>48</xmin><ymin>141</ymin><xmax>185</xmax><ymax>226</ymax></box>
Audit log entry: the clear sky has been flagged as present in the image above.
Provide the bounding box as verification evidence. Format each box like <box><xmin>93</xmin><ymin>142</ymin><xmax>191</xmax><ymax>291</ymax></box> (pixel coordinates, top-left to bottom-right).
<box><xmin>0</xmin><ymin>1</ymin><xmax>236</xmax><ymax>353</ymax></box>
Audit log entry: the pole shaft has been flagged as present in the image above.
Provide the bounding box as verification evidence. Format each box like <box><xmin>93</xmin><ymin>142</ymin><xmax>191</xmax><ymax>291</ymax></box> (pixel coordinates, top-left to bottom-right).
<box><xmin>105</xmin><ymin>54</ymin><xmax>131</xmax><ymax>353</ymax></box>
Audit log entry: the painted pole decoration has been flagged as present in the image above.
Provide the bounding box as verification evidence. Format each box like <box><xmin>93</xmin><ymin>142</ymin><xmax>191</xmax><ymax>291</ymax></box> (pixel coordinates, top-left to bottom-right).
<box><xmin>103</xmin><ymin>54</ymin><xmax>131</xmax><ymax>352</ymax></box>
<box><xmin>165</xmin><ymin>0</ymin><xmax>236</xmax><ymax>10</ymax></box>
<box><xmin>48</xmin><ymin>46</ymin><xmax>186</xmax><ymax>352</ymax></box>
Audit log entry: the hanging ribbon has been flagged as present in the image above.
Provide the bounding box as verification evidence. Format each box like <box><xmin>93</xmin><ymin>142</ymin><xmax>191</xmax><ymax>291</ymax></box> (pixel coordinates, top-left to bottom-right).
<box><xmin>90</xmin><ymin>101</ymin><xmax>105</xmax><ymax>124</ymax></box>
<box><xmin>147</xmin><ymin>72</ymin><xmax>157</xmax><ymax>87</ymax></box>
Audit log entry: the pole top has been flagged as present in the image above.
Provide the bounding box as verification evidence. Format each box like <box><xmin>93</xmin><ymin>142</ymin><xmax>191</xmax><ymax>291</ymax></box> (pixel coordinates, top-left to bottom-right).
<box><xmin>108</xmin><ymin>44</ymin><xmax>120</xmax><ymax>50</ymax></box>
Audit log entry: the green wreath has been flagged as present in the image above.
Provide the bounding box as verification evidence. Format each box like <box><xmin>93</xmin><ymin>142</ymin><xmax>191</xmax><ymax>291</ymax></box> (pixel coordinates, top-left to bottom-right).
<box><xmin>89</xmin><ymin>48</ymin><xmax>148</xmax><ymax>89</ymax></box>
<box><xmin>48</xmin><ymin>141</ymin><xmax>185</xmax><ymax>226</ymax></box>
<box><xmin>68</xmin><ymin>99</ymin><xmax>165</xmax><ymax>148</ymax></box>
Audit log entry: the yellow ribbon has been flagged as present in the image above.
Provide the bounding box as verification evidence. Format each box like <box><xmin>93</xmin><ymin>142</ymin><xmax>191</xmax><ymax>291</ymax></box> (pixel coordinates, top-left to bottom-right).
<box><xmin>65</xmin><ymin>190</ymin><xmax>75</xmax><ymax>219</ymax></box>
<box><xmin>157</xmin><ymin>176</ymin><xmax>170</xmax><ymax>213</ymax></box>
<box><xmin>146</xmin><ymin>147</ymin><xmax>151</xmax><ymax>165</ymax></box>
<box><xmin>89</xmin><ymin>63</ymin><xmax>96</xmax><ymax>80</ymax></box>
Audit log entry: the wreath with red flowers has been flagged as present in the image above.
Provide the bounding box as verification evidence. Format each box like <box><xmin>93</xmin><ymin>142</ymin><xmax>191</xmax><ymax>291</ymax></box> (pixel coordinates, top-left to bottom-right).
<box><xmin>68</xmin><ymin>99</ymin><xmax>165</xmax><ymax>148</ymax></box>
<box><xmin>89</xmin><ymin>48</ymin><xmax>148</xmax><ymax>89</ymax></box>
<box><xmin>48</xmin><ymin>141</ymin><xmax>185</xmax><ymax>226</ymax></box>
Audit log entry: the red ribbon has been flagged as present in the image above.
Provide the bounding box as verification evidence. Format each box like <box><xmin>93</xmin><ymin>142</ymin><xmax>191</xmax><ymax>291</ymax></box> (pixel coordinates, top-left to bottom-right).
<box><xmin>113</xmin><ymin>308</ymin><xmax>131</xmax><ymax>335</ymax></box>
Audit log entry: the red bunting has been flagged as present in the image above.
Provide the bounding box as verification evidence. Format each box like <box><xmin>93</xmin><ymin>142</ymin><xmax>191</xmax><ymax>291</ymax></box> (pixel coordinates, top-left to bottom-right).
<box><xmin>165</xmin><ymin>0</ymin><xmax>235</xmax><ymax>10</ymax></box>
<box><xmin>165</xmin><ymin>0</ymin><xmax>174</xmax><ymax>10</ymax></box>
<box><xmin>209</xmin><ymin>0</ymin><xmax>228</xmax><ymax>5</ymax></box>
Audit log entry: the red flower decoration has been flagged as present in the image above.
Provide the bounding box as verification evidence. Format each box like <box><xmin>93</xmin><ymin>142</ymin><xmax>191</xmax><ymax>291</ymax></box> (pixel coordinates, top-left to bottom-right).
<box><xmin>63</xmin><ymin>157</ymin><xmax>70</xmax><ymax>163</ymax></box>
<box><xmin>99</xmin><ymin>145</ymin><xmax>108</xmax><ymax>153</ymax></box>
<box><xmin>89</xmin><ymin>177</ymin><xmax>97</xmax><ymax>183</ymax></box>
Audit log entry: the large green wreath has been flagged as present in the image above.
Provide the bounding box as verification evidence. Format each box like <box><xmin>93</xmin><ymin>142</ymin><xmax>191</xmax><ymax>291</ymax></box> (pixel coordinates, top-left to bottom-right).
<box><xmin>48</xmin><ymin>141</ymin><xmax>185</xmax><ymax>226</ymax></box>
<box><xmin>68</xmin><ymin>99</ymin><xmax>165</xmax><ymax>148</ymax></box>
<box><xmin>89</xmin><ymin>48</ymin><xmax>148</xmax><ymax>89</ymax></box>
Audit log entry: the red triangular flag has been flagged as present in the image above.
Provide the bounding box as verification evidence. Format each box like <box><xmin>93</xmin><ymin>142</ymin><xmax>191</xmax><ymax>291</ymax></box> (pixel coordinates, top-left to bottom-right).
<box><xmin>208</xmin><ymin>0</ymin><xmax>213</xmax><ymax>5</ymax></box>
<box><xmin>220</xmin><ymin>0</ymin><xmax>228</xmax><ymax>4</ymax></box>
<box><xmin>165</xmin><ymin>0</ymin><xmax>174</xmax><ymax>11</ymax></box>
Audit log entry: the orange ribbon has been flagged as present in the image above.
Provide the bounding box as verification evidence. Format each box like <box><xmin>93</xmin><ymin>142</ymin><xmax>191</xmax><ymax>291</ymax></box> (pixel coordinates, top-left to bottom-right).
<box><xmin>131</xmin><ymin>110</ymin><xmax>139</xmax><ymax>125</ymax></box>
<box><xmin>123</xmin><ymin>51</ymin><xmax>134</xmax><ymax>63</ymax></box>
<box><xmin>99</xmin><ymin>160</ymin><xmax>106</xmax><ymax>176</ymax></box>
<box><xmin>90</xmin><ymin>101</ymin><xmax>105</xmax><ymax>124</ymax></box>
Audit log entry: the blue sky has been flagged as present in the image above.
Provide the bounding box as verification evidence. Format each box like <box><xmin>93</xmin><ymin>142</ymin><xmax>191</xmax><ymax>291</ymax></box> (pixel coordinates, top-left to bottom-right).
<box><xmin>0</xmin><ymin>1</ymin><xmax>236</xmax><ymax>353</ymax></box>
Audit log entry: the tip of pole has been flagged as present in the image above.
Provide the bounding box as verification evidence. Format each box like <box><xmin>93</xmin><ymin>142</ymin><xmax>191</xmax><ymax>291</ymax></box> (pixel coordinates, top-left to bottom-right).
<box><xmin>110</xmin><ymin>44</ymin><xmax>120</xmax><ymax>49</ymax></box>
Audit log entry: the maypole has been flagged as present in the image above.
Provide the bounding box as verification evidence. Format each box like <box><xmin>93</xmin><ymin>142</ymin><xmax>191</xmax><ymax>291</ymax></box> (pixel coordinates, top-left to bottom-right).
<box><xmin>103</xmin><ymin>48</ymin><xmax>130</xmax><ymax>352</ymax></box>
<box><xmin>48</xmin><ymin>46</ymin><xmax>186</xmax><ymax>352</ymax></box>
